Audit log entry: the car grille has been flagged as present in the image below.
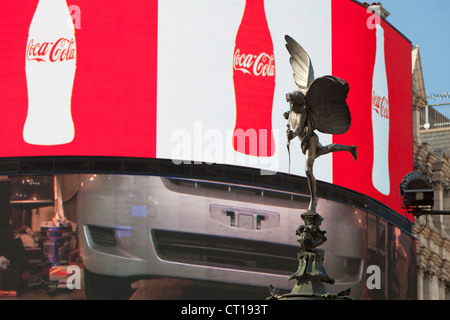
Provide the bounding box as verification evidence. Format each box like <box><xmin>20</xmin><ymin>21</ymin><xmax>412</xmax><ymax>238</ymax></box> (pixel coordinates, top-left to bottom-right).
<box><xmin>152</xmin><ymin>229</ymin><xmax>301</xmax><ymax>276</ymax></box>
<box><xmin>345</xmin><ymin>257</ymin><xmax>362</xmax><ymax>276</ymax></box>
<box><xmin>88</xmin><ymin>225</ymin><xmax>116</xmax><ymax>247</ymax></box>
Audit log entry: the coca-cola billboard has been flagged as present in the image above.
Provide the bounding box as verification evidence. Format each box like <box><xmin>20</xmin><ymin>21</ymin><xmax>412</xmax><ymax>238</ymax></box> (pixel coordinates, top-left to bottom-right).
<box><xmin>0</xmin><ymin>0</ymin><xmax>412</xmax><ymax>219</ymax></box>
<box><xmin>331</xmin><ymin>0</ymin><xmax>412</xmax><ymax>219</ymax></box>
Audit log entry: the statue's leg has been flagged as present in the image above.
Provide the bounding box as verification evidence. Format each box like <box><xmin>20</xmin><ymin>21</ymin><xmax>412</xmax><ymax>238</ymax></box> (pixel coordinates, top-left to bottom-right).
<box><xmin>305</xmin><ymin>136</ymin><xmax>318</xmax><ymax>212</ymax></box>
<box><xmin>316</xmin><ymin>144</ymin><xmax>357</xmax><ymax>161</ymax></box>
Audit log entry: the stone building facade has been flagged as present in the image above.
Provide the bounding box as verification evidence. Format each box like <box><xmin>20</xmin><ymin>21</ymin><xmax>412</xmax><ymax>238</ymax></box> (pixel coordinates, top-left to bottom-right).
<box><xmin>420</xmin><ymin>130</ymin><xmax>450</xmax><ymax>153</ymax></box>
<box><xmin>412</xmin><ymin>45</ymin><xmax>450</xmax><ymax>300</ymax></box>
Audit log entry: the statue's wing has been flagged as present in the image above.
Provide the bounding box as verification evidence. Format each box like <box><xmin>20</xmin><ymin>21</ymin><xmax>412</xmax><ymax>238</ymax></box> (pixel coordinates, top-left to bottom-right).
<box><xmin>305</xmin><ymin>76</ymin><xmax>351</xmax><ymax>135</ymax></box>
<box><xmin>285</xmin><ymin>35</ymin><xmax>314</xmax><ymax>95</ymax></box>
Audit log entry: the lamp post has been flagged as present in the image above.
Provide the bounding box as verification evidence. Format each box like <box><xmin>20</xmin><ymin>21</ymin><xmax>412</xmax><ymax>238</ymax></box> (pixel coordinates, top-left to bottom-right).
<box><xmin>401</xmin><ymin>171</ymin><xmax>450</xmax><ymax>216</ymax></box>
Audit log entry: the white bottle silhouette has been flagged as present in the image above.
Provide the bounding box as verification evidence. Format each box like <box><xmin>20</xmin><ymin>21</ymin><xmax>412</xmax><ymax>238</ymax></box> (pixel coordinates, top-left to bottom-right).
<box><xmin>24</xmin><ymin>0</ymin><xmax>76</xmax><ymax>145</ymax></box>
<box><xmin>371</xmin><ymin>24</ymin><xmax>390</xmax><ymax>195</ymax></box>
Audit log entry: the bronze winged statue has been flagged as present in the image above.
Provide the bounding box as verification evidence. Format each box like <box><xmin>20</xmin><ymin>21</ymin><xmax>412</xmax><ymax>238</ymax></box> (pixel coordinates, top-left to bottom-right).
<box><xmin>283</xmin><ymin>35</ymin><xmax>357</xmax><ymax>214</ymax></box>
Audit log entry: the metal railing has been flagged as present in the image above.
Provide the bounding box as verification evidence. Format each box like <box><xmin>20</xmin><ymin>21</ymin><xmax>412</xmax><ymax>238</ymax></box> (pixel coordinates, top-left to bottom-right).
<box><xmin>420</xmin><ymin>103</ymin><xmax>450</xmax><ymax>130</ymax></box>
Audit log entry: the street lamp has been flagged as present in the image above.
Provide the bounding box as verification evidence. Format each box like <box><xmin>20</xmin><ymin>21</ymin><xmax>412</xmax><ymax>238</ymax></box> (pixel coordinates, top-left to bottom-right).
<box><xmin>400</xmin><ymin>171</ymin><xmax>450</xmax><ymax>216</ymax></box>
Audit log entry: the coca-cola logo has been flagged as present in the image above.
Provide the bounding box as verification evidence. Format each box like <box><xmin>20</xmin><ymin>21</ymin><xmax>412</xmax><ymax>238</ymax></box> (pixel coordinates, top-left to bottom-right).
<box><xmin>372</xmin><ymin>91</ymin><xmax>389</xmax><ymax>119</ymax></box>
<box><xmin>233</xmin><ymin>49</ymin><xmax>275</xmax><ymax>77</ymax></box>
<box><xmin>26</xmin><ymin>38</ymin><xmax>76</xmax><ymax>63</ymax></box>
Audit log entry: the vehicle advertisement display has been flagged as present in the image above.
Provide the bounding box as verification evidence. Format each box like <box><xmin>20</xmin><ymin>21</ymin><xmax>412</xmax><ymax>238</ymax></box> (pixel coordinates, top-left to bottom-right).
<box><xmin>0</xmin><ymin>0</ymin><xmax>412</xmax><ymax>217</ymax></box>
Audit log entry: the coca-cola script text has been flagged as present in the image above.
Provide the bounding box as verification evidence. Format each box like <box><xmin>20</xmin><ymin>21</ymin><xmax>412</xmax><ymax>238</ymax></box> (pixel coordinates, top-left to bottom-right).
<box><xmin>26</xmin><ymin>38</ymin><xmax>76</xmax><ymax>63</ymax></box>
<box><xmin>233</xmin><ymin>49</ymin><xmax>274</xmax><ymax>77</ymax></box>
<box><xmin>372</xmin><ymin>91</ymin><xmax>389</xmax><ymax>119</ymax></box>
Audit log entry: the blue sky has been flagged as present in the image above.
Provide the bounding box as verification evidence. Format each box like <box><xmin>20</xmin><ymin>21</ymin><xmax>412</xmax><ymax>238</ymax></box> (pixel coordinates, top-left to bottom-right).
<box><xmin>378</xmin><ymin>0</ymin><xmax>450</xmax><ymax>101</ymax></box>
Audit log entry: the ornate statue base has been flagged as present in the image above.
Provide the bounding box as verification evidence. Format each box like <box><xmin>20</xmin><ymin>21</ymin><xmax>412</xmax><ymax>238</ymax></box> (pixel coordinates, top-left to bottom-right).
<box><xmin>268</xmin><ymin>210</ymin><xmax>352</xmax><ymax>300</ymax></box>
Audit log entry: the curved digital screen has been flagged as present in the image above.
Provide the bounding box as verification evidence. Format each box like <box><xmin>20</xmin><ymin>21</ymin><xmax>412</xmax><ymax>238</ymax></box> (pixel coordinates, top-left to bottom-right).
<box><xmin>0</xmin><ymin>0</ymin><xmax>412</xmax><ymax>219</ymax></box>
